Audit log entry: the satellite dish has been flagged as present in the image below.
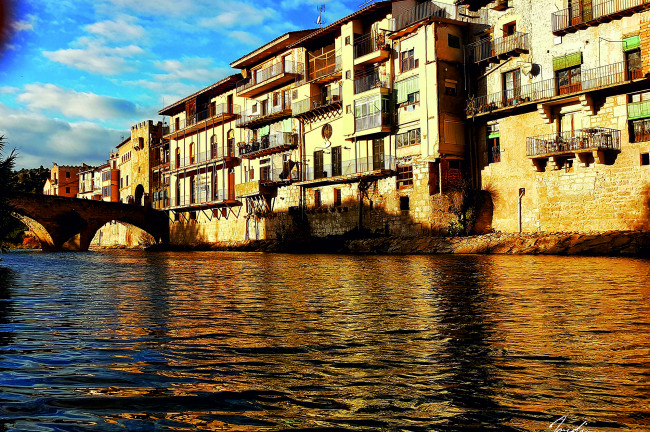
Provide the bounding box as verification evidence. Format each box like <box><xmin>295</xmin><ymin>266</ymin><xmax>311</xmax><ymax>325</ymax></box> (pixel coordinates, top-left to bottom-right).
<box><xmin>520</xmin><ymin>62</ymin><xmax>533</xmax><ymax>76</ymax></box>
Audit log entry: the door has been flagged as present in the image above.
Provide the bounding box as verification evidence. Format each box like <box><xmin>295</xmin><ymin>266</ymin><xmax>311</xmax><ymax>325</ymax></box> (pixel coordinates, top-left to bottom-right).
<box><xmin>314</xmin><ymin>150</ymin><xmax>324</xmax><ymax>179</ymax></box>
<box><xmin>503</xmin><ymin>69</ymin><xmax>521</xmax><ymax>103</ymax></box>
<box><xmin>227</xmin><ymin>94</ymin><xmax>234</xmax><ymax>114</ymax></box>
<box><xmin>228</xmin><ymin>168</ymin><xmax>235</xmax><ymax>200</ymax></box>
<box><xmin>332</xmin><ymin>146</ymin><xmax>342</xmax><ymax>176</ymax></box>
<box><xmin>372</xmin><ymin>138</ymin><xmax>384</xmax><ymax>170</ymax></box>
<box><xmin>560</xmin><ymin>110</ymin><xmax>583</xmax><ymax>151</ymax></box>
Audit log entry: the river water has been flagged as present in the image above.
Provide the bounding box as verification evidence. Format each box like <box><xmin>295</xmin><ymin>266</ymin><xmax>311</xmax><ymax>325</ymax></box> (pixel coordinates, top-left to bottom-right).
<box><xmin>0</xmin><ymin>250</ymin><xmax>648</xmax><ymax>432</ymax></box>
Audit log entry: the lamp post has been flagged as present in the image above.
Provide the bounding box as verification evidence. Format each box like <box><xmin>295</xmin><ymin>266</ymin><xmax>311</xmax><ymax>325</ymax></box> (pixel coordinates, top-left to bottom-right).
<box><xmin>519</xmin><ymin>187</ymin><xmax>525</xmax><ymax>233</ymax></box>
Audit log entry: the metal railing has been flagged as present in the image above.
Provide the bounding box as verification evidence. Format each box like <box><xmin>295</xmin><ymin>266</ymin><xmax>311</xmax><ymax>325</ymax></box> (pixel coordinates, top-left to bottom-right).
<box><xmin>467</xmin><ymin>59</ymin><xmax>643</xmax><ymax>116</ymax></box>
<box><xmin>354</xmin><ymin>69</ymin><xmax>391</xmax><ymax>94</ymax></box>
<box><xmin>304</xmin><ymin>155</ymin><xmax>396</xmax><ymax>181</ymax></box>
<box><xmin>526</xmin><ymin>127</ymin><xmax>621</xmax><ymax>157</ymax></box>
<box><xmin>169</xmin><ymin>103</ymin><xmax>240</xmax><ymax>134</ymax></box>
<box><xmin>355</xmin><ymin>112</ymin><xmax>391</xmax><ymax>132</ymax></box>
<box><xmin>292</xmin><ymin>87</ymin><xmax>342</xmax><ymax>116</ymax></box>
<box><xmin>628</xmin><ymin>99</ymin><xmax>650</xmax><ymax>119</ymax></box>
<box><xmin>467</xmin><ymin>32</ymin><xmax>529</xmax><ymax>64</ymax></box>
<box><xmin>237</xmin><ymin>96</ymin><xmax>292</xmax><ymax>127</ymax></box>
<box><xmin>239</xmin><ymin>132</ymin><xmax>297</xmax><ymax>157</ymax></box>
<box><xmin>172</xmin><ymin>145</ymin><xmax>237</xmax><ymax>170</ymax></box>
<box><xmin>552</xmin><ymin>0</ymin><xmax>650</xmax><ymax>33</ymax></box>
<box><xmin>173</xmin><ymin>188</ymin><xmax>231</xmax><ymax>208</ymax></box>
<box><xmin>236</xmin><ymin>61</ymin><xmax>304</xmax><ymax>93</ymax></box>
<box><xmin>354</xmin><ymin>32</ymin><xmax>388</xmax><ymax>59</ymax></box>
<box><xmin>256</xmin><ymin>161</ymin><xmax>300</xmax><ymax>183</ymax></box>
<box><xmin>389</xmin><ymin>1</ymin><xmax>449</xmax><ymax>32</ymax></box>
<box><xmin>308</xmin><ymin>49</ymin><xmax>342</xmax><ymax>81</ymax></box>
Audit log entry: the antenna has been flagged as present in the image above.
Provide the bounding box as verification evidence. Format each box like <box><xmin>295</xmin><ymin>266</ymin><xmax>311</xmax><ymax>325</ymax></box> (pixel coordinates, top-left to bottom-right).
<box><xmin>315</xmin><ymin>5</ymin><xmax>325</xmax><ymax>27</ymax></box>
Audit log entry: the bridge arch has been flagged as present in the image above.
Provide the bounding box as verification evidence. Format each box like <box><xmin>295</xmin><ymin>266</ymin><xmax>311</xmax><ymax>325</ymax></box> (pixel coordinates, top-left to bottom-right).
<box><xmin>8</xmin><ymin>193</ymin><xmax>169</xmax><ymax>251</ymax></box>
<box><xmin>134</xmin><ymin>184</ymin><xmax>145</xmax><ymax>206</ymax></box>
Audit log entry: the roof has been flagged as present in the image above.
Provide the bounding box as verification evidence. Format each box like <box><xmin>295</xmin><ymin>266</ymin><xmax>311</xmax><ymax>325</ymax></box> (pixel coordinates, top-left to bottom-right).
<box><xmin>288</xmin><ymin>1</ymin><xmax>393</xmax><ymax>49</ymax></box>
<box><xmin>230</xmin><ymin>30</ymin><xmax>316</xmax><ymax>69</ymax></box>
<box><xmin>116</xmin><ymin>135</ymin><xmax>130</xmax><ymax>149</ymax></box>
<box><xmin>158</xmin><ymin>74</ymin><xmax>242</xmax><ymax>116</ymax></box>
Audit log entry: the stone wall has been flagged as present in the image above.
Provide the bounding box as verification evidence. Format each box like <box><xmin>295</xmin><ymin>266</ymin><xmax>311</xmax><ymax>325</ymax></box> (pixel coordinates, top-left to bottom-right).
<box><xmin>90</xmin><ymin>222</ymin><xmax>153</xmax><ymax>248</ymax></box>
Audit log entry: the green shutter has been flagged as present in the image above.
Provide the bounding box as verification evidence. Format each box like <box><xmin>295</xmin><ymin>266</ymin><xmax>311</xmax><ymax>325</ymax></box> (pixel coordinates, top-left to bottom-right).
<box><xmin>488</xmin><ymin>132</ymin><xmax>500</xmax><ymax>139</ymax></box>
<box><xmin>628</xmin><ymin>100</ymin><xmax>650</xmax><ymax>120</ymax></box>
<box><xmin>282</xmin><ymin>118</ymin><xmax>292</xmax><ymax>132</ymax></box>
<box><xmin>553</xmin><ymin>52</ymin><xmax>583</xmax><ymax>71</ymax></box>
<box><xmin>623</xmin><ymin>35</ymin><xmax>640</xmax><ymax>52</ymax></box>
<box><xmin>395</xmin><ymin>75</ymin><xmax>419</xmax><ymax>104</ymax></box>
<box><xmin>259</xmin><ymin>125</ymin><xmax>270</xmax><ymax>136</ymax></box>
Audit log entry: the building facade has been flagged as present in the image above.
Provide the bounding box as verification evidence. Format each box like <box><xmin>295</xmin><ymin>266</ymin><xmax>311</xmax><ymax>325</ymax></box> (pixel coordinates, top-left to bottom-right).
<box><xmin>43</xmin><ymin>164</ymin><xmax>84</xmax><ymax>197</ymax></box>
<box><xmin>461</xmin><ymin>0</ymin><xmax>650</xmax><ymax>232</ymax></box>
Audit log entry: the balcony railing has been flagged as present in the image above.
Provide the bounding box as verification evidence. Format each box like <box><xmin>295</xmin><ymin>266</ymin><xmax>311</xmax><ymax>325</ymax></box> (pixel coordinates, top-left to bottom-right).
<box><xmin>354</xmin><ymin>69</ymin><xmax>391</xmax><ymax>94</ymax></box>
<box><xmin>628</xmin><ymin>99</ymin><xmax>650</xmax><ymax>119</ymax></box>
<box><xmin>239</xmin><ymin>132</ymin><xmax>297</xmax><ymax>158</ymax></box>
<box><xmin>389</xmin><ymin>1</ymin><xmax>450</xmax><ymax>32</ymax></box>
<box><xmin>173</xmin><ymin>188</ymin><xmax>232</xmax><ymax>208</ymax></box>
<box><xmin>172</xmin><ymin>146</ymin><xmax>236</xmax><ymax>171</ymax></box>
<box><xmin>169</xmin><ymin>103</ymin><xmax>240</xmax><ymax>134</ymax></box>
<box><xmin>467</xmin><ymin>59</ymin><xmax>643</xmax><ymax>116</ymax></box>
<box><xmin>236</xmin><ymin>95</ymin><xmax>292</xmax><ymax>127</ymax></box>
<box><xmin>304</xmin><ymin>155</ymin><xmax>396</xmax><ymax>181</ymax></box>
<box><xmin>292</xmin><ymin>88</ymin><xmax>342</xmax><ymax>117</ymax></box>
<box><xmin>526</xmin><ymin>127</ymin><xmax>621</xmax><ymax>158</ymax></box>
<box><xmin>308</xmin><ymin>49</ymin><xmax>342</xmax><ymax>81</ymax></box>
<box><xmin>355</xmin><ymin>112</ymin><xmax>391</xmax><ymax>132</ymax></box>
<box><xmin>467</xmin><ymin>32</ymin><xmax>530</xmax><ymax>64</ymax></box>
<box><xmin>354</xmin><ymin>32</ymin><xmax>389</xmax><ymax>59</ymax></box>
<box><xmin>236</xmin><ymin>61</ymin><xmax>304</xmax><ymax>94</ymax></box>
<box><xmin>552</xmin><ymin>0</ymin><xmax>650</xmax><ymax>34</ymax></box>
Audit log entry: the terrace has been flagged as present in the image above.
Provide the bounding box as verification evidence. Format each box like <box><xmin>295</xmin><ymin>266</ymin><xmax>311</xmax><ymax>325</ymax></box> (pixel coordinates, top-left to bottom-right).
<box><xmin>298</xmin><ymin>154</ymin><xmax>396</xmax><ymax>187</ymax></box>
<box><xmin>526</xmin><ymin>127</ymin><xmax>621</xmax><ymax>170</ymax></box>
<box><xmin>552</xmin><ymin>0</ymin><xmax>650</xmax><ymax>35</ymax></box>
<box><xmin>292</xmin><ymin>87</ymin><xmax>342</xmax><ymax>118</ymax></box>
<box><xmin>353</xmin><ymin>32</ymin><xmax>390</xmax><ymax>66</ymax></box>
<box><xmin>238</xmin><ymin>132</ymin><xmax>298</xmax><ymax>160</ymax></box>
<box><xmin>237</xmin><ymin>95</ymin><xmax>293</xmax><ymax>129</ymax></box>
<box><xmin>466</xmin><ymin>59</ymin><xmax>643</xmax><ymax>117</ymax></box>
<box><xmin>308</xmin><ymin>49</ymin><xmax>342</xmax><ymax>83</ymax></box>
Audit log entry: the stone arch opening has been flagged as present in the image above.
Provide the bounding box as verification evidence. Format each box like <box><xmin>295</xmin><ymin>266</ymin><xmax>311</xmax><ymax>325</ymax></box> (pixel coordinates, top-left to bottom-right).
<box><xmin>92</xmin><ymin>219</ymin><xmax>156</xmax><ymax>249</ymax></box>
<box><xmin>134</xmin><ymin>184</ymin><xmax>145</xmax><ymax>206</ymax></box>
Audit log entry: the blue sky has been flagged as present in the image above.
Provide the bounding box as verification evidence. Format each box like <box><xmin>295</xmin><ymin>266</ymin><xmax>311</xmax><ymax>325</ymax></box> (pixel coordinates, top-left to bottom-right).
<box><xmin>0</xmin><ymin>0</ymin><xmax>359</xmax><ymax>169</ymax></box>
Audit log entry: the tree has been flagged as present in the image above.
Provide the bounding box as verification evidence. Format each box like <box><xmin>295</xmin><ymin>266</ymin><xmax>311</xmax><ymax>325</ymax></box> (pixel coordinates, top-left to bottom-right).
<box><xmin>0</xmin><ymin>136</ymin><xmax>17</xmax><ymax>247</ymax></box>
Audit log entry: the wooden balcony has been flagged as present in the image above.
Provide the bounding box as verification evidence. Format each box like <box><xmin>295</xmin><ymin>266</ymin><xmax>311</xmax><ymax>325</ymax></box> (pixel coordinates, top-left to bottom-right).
<box><xmin>552</xmin><ymin>0</ymin><xmax>650</xmax><ymax>35</ymax></box>
<box><xmin>236</xmin><ymin>62</ymin><xmax>303</xmax><ymax>98</ymax></box>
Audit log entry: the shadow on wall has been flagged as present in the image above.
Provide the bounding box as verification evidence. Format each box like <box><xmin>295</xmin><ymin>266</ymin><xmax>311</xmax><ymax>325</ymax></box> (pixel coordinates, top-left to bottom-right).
<box><xmin>632</xmin><ymin>183</ymin><xmax>650</xmax><ymax>231</ymax></box>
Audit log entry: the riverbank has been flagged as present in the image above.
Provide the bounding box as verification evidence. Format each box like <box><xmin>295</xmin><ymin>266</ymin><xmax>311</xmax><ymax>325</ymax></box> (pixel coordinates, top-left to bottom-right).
<box><xmin>148</xmin><ymin>230</ymin><xmax>650</xmax><ymax>257</ymax></box>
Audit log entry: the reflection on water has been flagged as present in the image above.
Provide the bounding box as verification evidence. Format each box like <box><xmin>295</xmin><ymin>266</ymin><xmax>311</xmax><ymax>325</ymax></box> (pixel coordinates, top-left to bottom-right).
<box><xmin>0</xmin><ymin>251</ymin><xmax>649</xmax><ymax>431</ymax></box>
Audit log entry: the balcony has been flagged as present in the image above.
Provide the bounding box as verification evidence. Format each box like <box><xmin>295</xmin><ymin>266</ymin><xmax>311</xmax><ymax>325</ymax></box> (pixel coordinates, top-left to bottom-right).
<box><xmin>354</xmin><ymin>69</ymin><xmax>391</xmax><ymax>94</ymax></box>
<box><xmin>171</xmin><ymin>188</ymin><xmax>240</xmax><ymax>210</ymax></box>
<box><xmin>171</xmin><ymin>146</ymin><xmax>238</xmax><ymax>173</ymax></box>
<box><xmin>239</xmin><ymin>132</ymin><xmax>298</xmax><ymax>160</ymax></box>
<box><xmin>526</xmin><ymin>127</ymin><xmax>621</xmax><ymax>170</ymax></box>
<box><xmin>292</xmin><ymin>88</ymin><xmax>342</xmax><ymax>118</ymax></box>
<box><xmin>467</xmin><ymin>32</ymin><xmax>529</xmax><ymax>65</ymax></box>
<box><xmin>552</xmin><ymin>0</ymin><xmax>650</xmax><ymax>35</ymax></box>
<box><xmin>236</xmin><ymin>163</ymin><xmax>300</xmax><ymax>198</ymax></box>
<box><xmin>355</xmin><ymin>112</ymin><xmax>392</xmax><ymax>134</ymax></box>
<box><xmin>466</xmin><ymin>59</ymin><xmax>643</xmax><ymax>117</ymax></box>
<box><xmin>165</xmin><ymin>104</ymin><xmax>240</xmax><ymax>139</ymax></box>
<box><xmin>236</xmin><ymin>61</ymin><xmax>304</xmax><ymax>98</ymax></box>
<box><xmin>299</xmin><ymin>155</ymin><xmax>396</xmax><ymax>187</ymax></box>
<box><xmin>236</xmin><ymin>96</ymin><xmax>292</xmax><ymax>129</ymax></box>
<box><xmin>353</xmin><ymin>32</ymin><xmax>390</xmax><ymax>66</ymax></box>
<box><xmin>628</xmin><ymin>99</ymin><xmax>650</xmax><ymax>120</ymax></box>
<box><xmin>308</xmin><ymin>49</ymin><xmax>342</xmax><ymax>83</ymax></box>
<box><xmin>388</xmin><ymin>1</ymin><xmax>451</xmax><ymax>38</ymax></box>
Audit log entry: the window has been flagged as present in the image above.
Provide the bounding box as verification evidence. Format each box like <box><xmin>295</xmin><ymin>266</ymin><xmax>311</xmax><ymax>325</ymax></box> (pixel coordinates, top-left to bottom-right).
<box><xmin>397</xmin><ymin>129</ymin><xmax>421</xmax><ymax>148</ymax></box>
<box><xmin>66</xmin><ymin>187</ymin><xmax>70</xmax><ymax>194</ymax></box>
<box><xmin>346</xmin><ymin>104</ymin><xmax>352</xmax><ymax>114</ymax></box>
<box><xmin>631</xmin><ymin>119</ymin><xmax>650</xmax><ymax>143</ymax></box>
<box><xmin>66</xmin><ymin>171</ymin><xmax>70</xmax><ymax>178</ymax></box>
<box><xmin>314</xmin><ymin>190</ymin><xmax>321</xmax><ymax>208</ymax></box>
<box><xmin>354</xmin><ymin>94</ymin><xmax>391</xmax><ymax>131</ymax></box>
<box><xmin>332</xmin><ymin>146</ymin><xmax>342</xmax><ymax>176</ymax></box>
<box><xmin>397</xmin><ymin>165</ymin><xmax>413</xmax><ymax>188</ymax></box>
<box><xmin>503</xmin><ymin>69</ymin><xmax>521</xmax><ymax>102</ymax></box>
<box><xmin>273</xmin><ymin>92</ymin><xmax>280</xmax><ymax>106</ymax></box>
<box><xmin>448</xmin><ymin>34</ymin><xmax>460</xmax><ymax>49</ymax></box>
<box><xmin>487</xmin><ymin>124</ymin><xmax>501</xmax><ymax>164</ymax></box>
<box><xmin>641</xmin><ymin>153</ymin><xmax>650</xmax><ymax>166</ymax></box>
<box><xmin>399</xmin><ymin>196</ymin><xmax>410</xmax><ymax>211</ymax></box>
<box><xmin>345</xmin><ymin>36</ymin><xmax>351</xmax><ymax>45</ymax></box>
<box><xmin>400</xmin><ymin>49</ymin><xmax>418</xmax><ymax>72</ymax></box>
<box><xmin>333</xmin><ymin>188</ymin><xmax>341</xmax><ymax>207</ymax></box>
<box><xmin>448</xmin><ymin>160</ymin><xmax>461</xmax><ymax>170</ymax></box>
<box><xmin>503</xmin><ymin>21</ymin><xmax>516</xmax><ymax>37</ymax></box>
<box><xmin>395</xmin><ymin>75</ymin><xmax>419</xmax><ymax>105</ymax></box>
<box><xmin>553</xmin><ymin>52</ymin><xmax>583</xmax><ymax>95</ymax></box>
<box><xmin>444</xmin><ymin>80</ymin><xmax>457</xmax><ymax>96</ymax></box>
<box><xmin>314</xmin><ymin>150</ymin><xmax>325</xmax><ymax>179</ymax></box>
<box><xmin>629</xmin><ymin>91</ymin><xmax>650</xmax><ymax>142</ymax></box>
<box><xmin>345</xmin><ymin>70</ymin><xmax>351</xmax><ymax>80</ymax></box>
<box><xmin>126</xmin><ymin>175</ymin><xmax>129</xmax><ymax>186</ymax></box>
<box><xmin>252</xmin><ymin>103</ymin><xmax>258</xmax><ymax>113</ymax></box>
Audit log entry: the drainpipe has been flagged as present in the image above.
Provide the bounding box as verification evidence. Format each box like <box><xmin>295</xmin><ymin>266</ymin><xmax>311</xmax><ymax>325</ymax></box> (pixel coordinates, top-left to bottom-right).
<box><xmin>519</xmin><ymin>187</ymin><xmax>525</xmax><ymax>233</ymax></box>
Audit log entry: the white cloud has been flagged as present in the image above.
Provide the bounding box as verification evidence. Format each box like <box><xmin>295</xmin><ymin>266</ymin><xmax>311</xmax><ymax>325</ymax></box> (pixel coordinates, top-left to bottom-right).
<box><xmin>0</xmin><ymin>103</ymin><xmax>125</xmax><ymax>169</ymax></box>
<box><xmin>85</xmin><ymin>18</ymin><xmax>146</xmax><ymax>42</ymax></box>
<box><xmin>43</xmin><ymin>43</ymin><xmax>144</xmax><ymax>75</ymax></box>
<box><xmin>199</xmin><ymin>3</ymin><xmax>275</xmax><ymax>28</ymax></box>
<box><xmin>229</xmin><ymin>31</ymin><xmax>263</xmax><ymax>46</ymax></box>
<box><xmin>12</xmin><ymin>20</ymin><xmax>34</xmax><ymax>32</ymax></box>
<box><xmin>99</xmin><ymin>0</ymin><xmax>197</xmax><ymax>15</ymax></box>
<box><xmin>17</xmin><ymin>84</ymin><xmax>138</xmax><ymax>120</ymax></box>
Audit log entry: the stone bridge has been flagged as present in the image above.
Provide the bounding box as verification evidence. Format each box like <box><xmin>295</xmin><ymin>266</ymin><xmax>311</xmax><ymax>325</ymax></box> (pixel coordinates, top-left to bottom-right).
<box><xmin>9</xmin><ymin>193</ymin><xmax>169</xmax><ymax>251</ymax></box>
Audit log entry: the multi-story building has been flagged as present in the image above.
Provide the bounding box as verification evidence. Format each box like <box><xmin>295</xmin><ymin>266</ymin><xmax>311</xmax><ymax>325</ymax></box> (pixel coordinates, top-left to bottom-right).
<box><xmin>100</xmin><ymin>156</ymin><xmax>120</xmax><ymax>202</ymax></box>
<box><xmin>42</xmin><ymin>163</ymin><xmax>84</xmax><ymax>197</ymax></box>
<box><xmin>461</xmin><ymin>0</ymin><xmax>650</xmax><ymax>232</ymax></box>
<box><xmin>116</xmin><ymin>120</ymin><xmax>164</xmax><ymax>205</ymax></box>
<box><xmin>150</xmin><ymin>137</ymin><xmax>170</xmax><ymax>210</ymax></box>
<box><xmin>77</xmin><ymin>165</ymin><xmax>101</xmax><ymax>200</ymax></box>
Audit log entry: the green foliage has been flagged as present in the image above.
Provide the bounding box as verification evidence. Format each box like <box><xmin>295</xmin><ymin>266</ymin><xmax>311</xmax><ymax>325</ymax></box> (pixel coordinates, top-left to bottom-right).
<box><xmin>447</xmin><ymin>179</ymin><xmax>488</xmax><ymax>237</ymax></box>
<box><xmin>0</xmin><ymin>136</ymin><xmax>17</xmax><ymax>246</ymax></box>
<box><xmin>13</xmin><ymin>166</ymin><xmax>50</xmax><ymax>194</ymax></box>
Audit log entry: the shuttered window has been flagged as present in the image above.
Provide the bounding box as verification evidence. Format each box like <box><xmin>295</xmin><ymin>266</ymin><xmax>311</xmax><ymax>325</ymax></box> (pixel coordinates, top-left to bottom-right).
<box><xmin>395</xmin><ymin>75</ymin><xmax>419</xmax><ymax>104</ymax></box>
<box><xmin>623</xmin><ymin>35</ymin><xmax>640</xmax><ymax>52</ymax></box>
<box><xmin>552</xmin><ymin>52</ymin><xmax>582</xmax><ymax>71</ymax></box>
